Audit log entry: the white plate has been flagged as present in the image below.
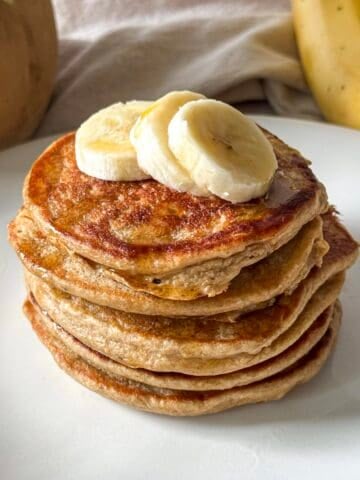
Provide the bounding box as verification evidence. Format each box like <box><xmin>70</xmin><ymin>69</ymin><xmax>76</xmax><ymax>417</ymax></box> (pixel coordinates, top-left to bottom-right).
<box><xmin>1</xmin><ymin>116</ymin><xmax>359</xmax><ymax>480</ymax></box>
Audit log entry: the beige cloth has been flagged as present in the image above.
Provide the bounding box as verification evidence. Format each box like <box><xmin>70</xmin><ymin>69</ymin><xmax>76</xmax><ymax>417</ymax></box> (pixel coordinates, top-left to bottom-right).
<box><xmin>37</xmin><ymin>0</ymin><xmax>321</xmax><ymax>137</ymax></box>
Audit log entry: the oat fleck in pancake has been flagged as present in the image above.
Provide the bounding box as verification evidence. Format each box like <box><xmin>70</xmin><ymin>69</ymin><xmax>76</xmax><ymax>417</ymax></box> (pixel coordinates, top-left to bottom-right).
<box><xmin>23</xmin><ymin>130</ymin><xmax>328</xmax><ymax>299</ymax></box>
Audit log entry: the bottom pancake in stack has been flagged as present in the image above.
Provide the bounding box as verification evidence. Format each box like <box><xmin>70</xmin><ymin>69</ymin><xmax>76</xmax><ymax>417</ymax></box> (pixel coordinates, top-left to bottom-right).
<box><xmin>24</xmin><ymin>299</ymin><xmax>340</xmax><ymax>416</ymax></box>
<box><xmin>19</xmin><ymin>213</ymin><xmax>358</xmax><ymax>416</ymax></box>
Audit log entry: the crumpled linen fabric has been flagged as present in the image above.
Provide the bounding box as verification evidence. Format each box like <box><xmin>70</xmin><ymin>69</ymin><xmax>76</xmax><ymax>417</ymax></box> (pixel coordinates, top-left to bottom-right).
<box><xmin>36</xmin><ymin>0</ymin><xmax>321</xmax><ymax>136</ymax></box>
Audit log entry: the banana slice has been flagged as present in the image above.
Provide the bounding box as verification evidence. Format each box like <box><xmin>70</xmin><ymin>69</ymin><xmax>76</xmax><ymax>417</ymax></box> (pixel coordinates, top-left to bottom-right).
<box><xmin>75</xmin><ymin>101</ymin><xmax>152</xmax><ymax>181</ymax></box>
<box><xmin>168</xmin><ymin>99</ymin><xmax>277</xmax><ymax>203</ymax></box>
<box><xmin>130</xmin><ymin>91</ymin><xmax>208</xmax><ymax>195</ymax></box>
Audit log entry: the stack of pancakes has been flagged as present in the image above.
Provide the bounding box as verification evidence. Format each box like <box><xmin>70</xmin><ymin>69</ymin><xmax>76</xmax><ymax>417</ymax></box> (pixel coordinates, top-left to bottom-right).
<box><xmin>9</xmin><ymin>130</ymin><xmax>358</xmax><ymax>416</ymax></box>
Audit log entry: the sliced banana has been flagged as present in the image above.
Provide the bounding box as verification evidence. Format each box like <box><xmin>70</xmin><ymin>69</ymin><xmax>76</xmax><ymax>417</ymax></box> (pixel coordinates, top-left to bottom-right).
<box><xmin>168</xmin><ymin>99</ymin><xmax>277</xmax><ymax>203</ymax></box>
<box><xmin>130</xmin><ymin>91</ymin><xmax>208</xmax><ymax>195</ymax></box>
<box><xmin>76</xmin><ymin>92</ymin><xmax>277</xmax><ymax>203</ymax></box>
<box><xmin>75</xmin><ymin>101</ymin><xmax>152</xmax><ymax>181</ymax></box>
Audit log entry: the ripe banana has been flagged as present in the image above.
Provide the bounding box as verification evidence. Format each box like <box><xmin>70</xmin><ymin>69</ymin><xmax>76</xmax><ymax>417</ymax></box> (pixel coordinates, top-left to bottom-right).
<box><xmin>293</xmin><ymin>0</ymin><xmax>360</xmax><ymax>129</ymax></box>
<box><xmin>75</xmin><ymin>101</ymin><xmax>151</xmax><ymax>181</ymax></box>
<box><xmin>168</xmin><ymin>99</ymin><xmax>277</xmax><ymax>203</ymax></box>
<box><xmin>130</xmin><ymin>91</ymin><xmax>208</xmax><ymax>196</ymax></box>
<box><xmin>75</xmin><ymin>91</ymin><xmax>277</xmax><ymax>203</ymax></box>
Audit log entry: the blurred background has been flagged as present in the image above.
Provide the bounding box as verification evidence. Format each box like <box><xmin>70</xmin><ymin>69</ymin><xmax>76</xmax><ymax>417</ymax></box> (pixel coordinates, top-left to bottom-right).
<box><xmin>1</xmin><ymin>0</ymin><xmax>359</xmax><ymax>149</ymax></box>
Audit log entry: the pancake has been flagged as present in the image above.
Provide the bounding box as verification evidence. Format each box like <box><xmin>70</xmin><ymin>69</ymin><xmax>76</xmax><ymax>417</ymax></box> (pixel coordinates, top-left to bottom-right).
<box><xmin>23</xmin><ymin>130</ymin><xmax>328</xmax><ymax>299</ymax></box>
<box><xmin>25</xmin><ymin>214</ymin><xmax>352</xmax><ymax>360</ymax></box>
<box><xmin>25</xmin><ymin>226</ymin><xmax>349</xmax><ymax>362</ymax></box>
<box><xmin>26</xmin><ymin>271</ymin><xmax>344</xmax><ymax>375</ymax></box>
<box><xmin>103</xmin><ymin>213</ymin><xmax>326</xmax><ymax>300</ymax></box>
<box><xmin>9</xmin><ymin>210</ymin><xmax>331</xmax><ymax>318</ymax></box>
<box><xmin>24</xmin><ymin>298</ymin><xmax>341</xmax><ymax>416</ymax></box>
<box><xmin>26</xmin><ymin>295</ymin><xmax>334</xmax><ymax>391</ymax></box>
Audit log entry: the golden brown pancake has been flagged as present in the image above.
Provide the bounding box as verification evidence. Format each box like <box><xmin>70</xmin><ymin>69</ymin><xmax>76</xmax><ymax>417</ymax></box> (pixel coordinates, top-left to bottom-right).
<box><xmin>24</xmin><ymin>220</ymin><xmax>349</xmax><ymax>362</ymax></box>
<box><xmin>102</xmin><ymin>214</ymin><xmax>327</xmax><ymax>300</ymax></box>
<box><xmin>24</xmin><ymin>298</ymin><xmax>341</xmax><ymax>416</ymax></box>
<box><xmin>8</xmin><ymin>119</ymin><xmax>359</xmax><ymax>416</ymax></box>
<box><xmin>26</xmin><ymin>295</ymin><xmax>334</xmax><ymax>391</ymax></box>
<box><xmin>9</xmin><ymin>211</ymin><xmax>335</xmax><ymax>318</ymax></box>
<box><xmin>26</xmin><ymin>271</ymin><xmax>343</xmax><ymax>375</ymax></box>
<box><xmin>23</xmin><ymin>130</ymin><xmax>328</xmax><ymax>299</ymax></box>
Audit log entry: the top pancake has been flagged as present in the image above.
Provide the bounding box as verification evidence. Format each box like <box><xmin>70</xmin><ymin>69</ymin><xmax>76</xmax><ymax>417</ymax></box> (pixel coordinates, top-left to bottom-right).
<box><xmin>23</xmin><ymin>130</ymin><xmax>327</xmax><ymax>275</ymax></box>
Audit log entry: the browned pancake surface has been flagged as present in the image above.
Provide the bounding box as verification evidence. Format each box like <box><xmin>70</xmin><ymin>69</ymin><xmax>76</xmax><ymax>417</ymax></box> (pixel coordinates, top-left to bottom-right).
<box><xmin>9</xmin><ymin>210</ymin><xmax>358</xmax><ymax>317</ymax></box>
<box><xmin>23</xmin><ymin>130</ymin><xmax>327</xmax><ymax>274</ymax></box>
